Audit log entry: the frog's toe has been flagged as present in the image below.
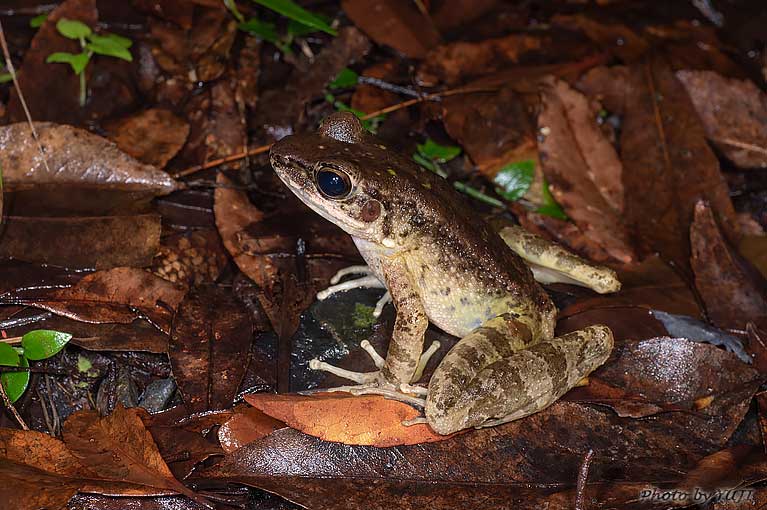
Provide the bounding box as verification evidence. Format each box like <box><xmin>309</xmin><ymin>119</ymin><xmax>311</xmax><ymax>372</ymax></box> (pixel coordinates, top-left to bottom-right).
<box><xmin>309</xmin><ymin>358</ymin><xmax>378</xmax><ymax>384</ymax></box>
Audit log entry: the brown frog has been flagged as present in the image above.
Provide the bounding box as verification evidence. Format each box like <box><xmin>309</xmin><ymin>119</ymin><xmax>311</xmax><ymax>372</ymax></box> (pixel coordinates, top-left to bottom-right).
<box><xmin>270</xmin><ymin>112</ymin><xmax>619</xmax><ymax>435</ymax></box>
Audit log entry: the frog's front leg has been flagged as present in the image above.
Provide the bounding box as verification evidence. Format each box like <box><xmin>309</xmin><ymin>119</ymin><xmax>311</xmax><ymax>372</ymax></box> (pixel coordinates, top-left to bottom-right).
<box><xmin>424</xmin><ymin>321</ymin><xmax>613</xmax><ymax>435</ymax></box>
<box><xmin>309</xmin><ymin>256</ymin><xmax>432</xmax><ymax>403</ymax></box>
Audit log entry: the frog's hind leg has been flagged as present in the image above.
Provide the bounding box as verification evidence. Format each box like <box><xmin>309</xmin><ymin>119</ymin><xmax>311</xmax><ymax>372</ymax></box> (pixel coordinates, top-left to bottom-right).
<box><xmin>424</xmin><ymin>323</ymin><xmax>613</xmax><ymax>435</ymax></box>
<box><xmin>497</xmin><ymin>224</ymin><xmax>620</xmax><ymax>294</ymax></box>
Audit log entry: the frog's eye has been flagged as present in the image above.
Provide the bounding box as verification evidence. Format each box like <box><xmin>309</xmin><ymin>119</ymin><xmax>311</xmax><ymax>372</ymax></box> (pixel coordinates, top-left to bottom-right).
<box><xmin>316</xmin><ymin>167</ymin><xmax>352</xmax><ymax>199</ymax></box>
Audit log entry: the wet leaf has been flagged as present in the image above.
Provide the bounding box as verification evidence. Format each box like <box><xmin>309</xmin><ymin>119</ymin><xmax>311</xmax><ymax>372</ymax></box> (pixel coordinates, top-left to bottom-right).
<box><xmin>342</xmin><ymin>0</ymin><xmax>440</xmax><ymax>58</ymax></box>
<box><xmin>63</xmin><ymin>406</ymin><xmax>208</xmax><ymax>505</ymax></box>
<box><xmin>493</xmin><ymin>160</ymin><xmax>535</xmax><ymax>202</ymax></box>
<box><xmin>218</xmin><ymin>405</ymin><xmax>286</xmax><ymax>453</ymax></box>
<box><xmin>3</xmin><ymin>267</ymin><xmax>187</xmax><ymax>335</ymax></box>
<box><xmin>0</xmin><ymin>122</ymin><xmax>178</xmax><ymax>197</ymax></box>
<box><xmin>104</xmin><ymin>109</ymin><xmax>190</xmax><ymax>169</ymax></box>
<box><xmin>620</xmin><ymin>55</ymin><xmax>738</xmax><ymax>273</ymax></box>
<box><xmin>169</xmin><ymin>287</ymin><xmax>253</xmax><ymax>413</ymax></box>
<box><xmin>0</xmin><ymin>214</ymin><xmax>162</xmax><ymax>269</ymax></box>
<box><xmin>537</xmin><ymin>77</ymin><xmax>633</xmax><ymax>263</ymax></box>
<box><xmin>245</xmin><ymin>393</ymin><xmax>451</xmax><ymax>447</ymax></box>
<box><xmin>21</xmin><ymin>329</ymin><xmax>72</xmax><ymax>360</ymax></box>
<box><xmin>690</xmin><ymin>201</ymin><xmax>767</xmax><ymax>332</ymax></box>
<box><xmin>676</xmin><ymin>70</ymin><xmax>767</xmax><ymax>169</ymax></box>
<box><xmin>0</xmin><ymin>345</ymin><xmax>28</xmax><ymax>403</ymax></box>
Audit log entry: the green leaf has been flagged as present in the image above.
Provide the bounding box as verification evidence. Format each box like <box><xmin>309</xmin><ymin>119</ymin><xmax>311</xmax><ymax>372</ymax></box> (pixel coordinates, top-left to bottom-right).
<box><xmin>493</xmin><ymin>160</ymin><xmax>535</xmax><ymax>202</ymax></box>
<box><xmin>96</xmin><ymin>32</ymin><xmax>133</xmax><ymax>48</ymax></box>
<box><xmin>224</xmin><ymin>0</ymin><xmax>245</xmax><ymax>22</ymax></box>
<box><xmin>56</xmin><ymin>18</ymin><xmax>92</xmax><ymax>40</ymax></box>
<box><xmin>417</xmin><ymin>139</ymin><xmax>461</xmax><ymax>164</ymax></box>
<box><xmin>329</xmin><ymin>67</ymin><xmax>359</xmax><ymax>90</ymax></box>
<box><xmin>30</xmin><ymin>13</ymin><xmax>48</xmax><ymax>28</ymax></box>
<box><xmin>537</xmin><ymin>177</ymin><xmax>568</xmax><ymax>220</ymax></box>
<box><xmin>453</xmin><ymin>181</ymin><xmax>504</xmax><ymax>208</ymax></box>
<box><xmin>86</xmin><ymin>34</ymin><xmax>133</xmax><ymax>61</ymax></box>
<box><xmin>0</xmin><ymin>73</ymin><xmax>12</xmax><ymax>84</ymax></box>
<box><xmin>238</xmin><ymin>18</ymin><xmax>279</xmax><ymax>43</ymax></box>
<box><xmin>46</xmin><ymin>51</ymin><xmax>90</xmax><ymax>75</ymax></box>
<box><xmin>2</xmin><ymin>355</ymin><xmax>29</xmax><ymax>403</ymax></box>
<box><xmin>0</xmin><ymin>343</ymin><xmax>19</xmax><ymax>366</ymax></box>
<box><xmin>286</xmin><ymin>18</ymin><xmax>320</xmax><ymax>37</ymax></box>
<box><xmin>251</xmin><ymin>0</ymin><xmax>337</xmax><ymax>36</ymax></box>
<box><xmin>21</xmin><ymin>330</ymin><xmax>72</xmax><ymax>360</ymax></box>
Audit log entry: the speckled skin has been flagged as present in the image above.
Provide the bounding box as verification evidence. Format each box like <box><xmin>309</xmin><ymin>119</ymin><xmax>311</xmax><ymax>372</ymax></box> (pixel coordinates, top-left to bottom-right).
<box><xmin>270</xmin><ymin>112</ymin><xmax>616</xmax><ymax>435</ymax></box>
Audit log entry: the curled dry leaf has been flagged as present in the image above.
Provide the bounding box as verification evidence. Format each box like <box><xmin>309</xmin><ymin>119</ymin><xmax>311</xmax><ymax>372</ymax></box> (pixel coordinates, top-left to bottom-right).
<box><xmin>341</xmin><ymin>0</ymin><xmax>441</xmax><ymax>59</ymax></box>
<box><xmin>218</xmin><ymin>405</ymin><xmax>286</xmax><ymax>453</ymax></box>
<box><xmin>245</xmin><ymin>393</ymin><xmax>451</xmax><ymax>447</ymax></box>
<box><xmin>0</xmin><ymin>214</ymin><xmax>161</xmax><ymax>270</ymax></box>
<box><xmin>104</xmin><ymin>108</ymin><xmax>191</xmax><ymax>168</ymax></box>
<box><xmin>169</xmin><ymin>286</ymin><xmax>253</xmax><ymax>413</ymax></box>
<box><xmin>0</xmin><ymin>122</ymin><xmax>178</xmax><ymax>196</ymax></box>
<box><xmin>620</xmin><ymin>55</ymin><xmax>738</xmax><ymax>272</ymax></box>
<box><xmin>2</xmin><ymin>267</ymin><xmax>187</xmax><ymax>334</ymax></box>
<box><xmin>677</xmin><ymin>70</ymin><xmax>767</xmax><ymax>169</ymax></box>
<box><xmin>537</xmin><ymin>77</ymin><xmax>633</xmax><ymax>263</ymax></box>
<box><xmin>690</xmin><ymin>201</ymin><xmax>767</xmax><ymax>332</ymax></box>
<box><xmin>63</xmin><ymin>405</ymin><xmax>208</xmax><ymax>506</ymax></box>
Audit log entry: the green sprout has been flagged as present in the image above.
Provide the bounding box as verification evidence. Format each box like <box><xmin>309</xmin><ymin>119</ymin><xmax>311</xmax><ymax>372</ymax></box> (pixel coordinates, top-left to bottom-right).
<box><xmin>29</xmin><ymin>13</ymin><xmax>48</xmax><ymax>28</ymax></box>
<box><xmin>227</xmin><ymin>0</ymin><xmax>336</xmax><ymax>54</ymax></box>
<box><xmin>0</xmin><ymin>330</ymin><xmax>72</xmax><ymax>403</ymax></box>
<box><xmin>45</xmin><ymin>19</ymin><xmax>133</xmax><ymax>106</ymax></box>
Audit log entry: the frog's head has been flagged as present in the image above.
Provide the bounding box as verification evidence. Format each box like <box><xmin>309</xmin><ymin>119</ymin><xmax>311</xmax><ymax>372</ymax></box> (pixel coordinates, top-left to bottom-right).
<box><xmin>270</xmin><ymin>112</ymin><xmax>419</xmax><ymax>248</ymax></box>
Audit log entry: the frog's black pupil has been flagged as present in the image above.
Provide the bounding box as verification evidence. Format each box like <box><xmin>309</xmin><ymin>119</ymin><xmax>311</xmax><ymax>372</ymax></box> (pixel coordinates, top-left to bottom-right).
<box><xmin>317</xmin><ymin>170</ymin><xmax>349</xmax><ymax>197</ymax></box>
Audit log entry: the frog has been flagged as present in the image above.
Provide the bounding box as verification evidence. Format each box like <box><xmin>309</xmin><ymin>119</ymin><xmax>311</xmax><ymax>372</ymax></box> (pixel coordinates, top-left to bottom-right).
<box><xmin>269</xmin><ymin>111</ymin><xmax>620</xmax><ymax>435</ymax></box>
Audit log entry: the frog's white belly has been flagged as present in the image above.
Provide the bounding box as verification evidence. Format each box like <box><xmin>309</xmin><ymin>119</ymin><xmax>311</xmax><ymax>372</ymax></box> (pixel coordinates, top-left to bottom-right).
<box><xmin>352</xmin><ymin>237</ymin><xmax>512</xmax><ymax>338</ymax></box>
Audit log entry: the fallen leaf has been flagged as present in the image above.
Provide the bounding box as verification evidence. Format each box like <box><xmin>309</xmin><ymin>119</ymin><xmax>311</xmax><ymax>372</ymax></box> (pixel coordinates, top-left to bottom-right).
<box><xmin>63</xmin><ymin>405</ymin><xmax>208</xmax><ymax>505</ymax></box>
<box><xmin>620</xmin><ymin>55</ymin><xmax>738</xmax><ymax>272</ymax></box>
<box><xmin>151</xmin><ymin>231</ymin><xmax>229</xmax><ymax>286</ymax></box>
<box><xmin>537</xmin><ymin>77</ymin><xmax>633</xmax><ymax>263</ymax></box>
<box><xmin>676</xmin><ymin>70</ymin><xmax>767</xmax><ymax>169</ymax></box>
<box><xmin>0</xmin><ymin>122</ymin><xmax>178</xmax><ymax>198</ymax></box>
<box><xmin>576</xmin><ymin>64</ymin><xmax>630</xmax><ymax>114</ymax></box>
<box><xmin>690</xmin><ymin>201</ymin><xmax>767</xmax><ymax>332</ymax></box>
<box><xmin>245</xmin><ymin>393</ymin><xmax>451</xmax><ymax>447</ymax></box>
<box><xmin>104</xmin><ymin>109</ymin><xmax>191</xmax><ymax>168</ymax></box>
<box><xmin>0</xmin><ymin>214</ymin><xmax>161</xmax><ymax>269</ymax></box>
<box><xmin>169</xmin><ymin>286</ymin><xmax>253</xmax><ymax>413</ymax></box>
<box><xmin>218</xmin><ymin>405</ymin><xmax>285</xmax><ymax>453</ymax></box>
<box><xmin>2</xmin><ymin>267</ymin><xmax>187</xmax><ymax>334</ymax></box>
<box><xmin>342</xmin><ymin>0</ymin><xmax>440</xmax><ymax>59</ymax></box>
<box><xmin>552</xmin><ymin>14</ymin><xmax>649</xmax><ymax>62</ymax></box>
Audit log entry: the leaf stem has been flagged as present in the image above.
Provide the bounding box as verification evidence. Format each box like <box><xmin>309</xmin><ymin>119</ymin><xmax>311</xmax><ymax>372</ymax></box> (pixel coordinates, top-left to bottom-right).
<box><xmin>0</xmin><ymin>376</ymin><xmax>28</xmax><ymax>429</ymax></box>
<box><xmin>78</xmin><ymin>70</ymin><xmax>86</xmax><ymax>106</ymax></box>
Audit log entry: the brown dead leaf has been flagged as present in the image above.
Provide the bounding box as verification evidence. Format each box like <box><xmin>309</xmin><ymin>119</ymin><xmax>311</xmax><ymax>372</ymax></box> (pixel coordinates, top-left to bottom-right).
<box><xmin>690</xmin><ymin>201</ymin><xmax>767</xmax><ymax>332</ymax></box>
<box><xmin>2</xmin><ymin>267</ymin><xmax>187</xmax><ymax>334</ymax></box>
<box><xmin>552</xmin><ymin>14</ymin><xmax>649</xmax><ymax>62</ymax></box>
<box><xmin>218</xmin><ymin>405</ymin><xmax>285</xmax><ymax>453</ymax></box>
<box><xmin>537</xmin><ymin>77</ymin><xmax>633</xmax><ymax>263</ymax></box>
<box><xmin>576</xmin><ymin>65</ymin><xmax>630</xmax><ymax>115</ymax></box>
<box><xmin>0</xmin><ymin>122</ymin><xmax>178</xmax><ymax>196</ymax></box>
<box><xmin>104</xmin><ymin>109</ymin><xmax>190</xmax><ymax>168</ymax></box>
<box><xmin>0</xmin><ymin>214</ymin><xmax>161</xmax><ymax>270</ymax></box>
<box><xmin>63</xmin><ymin>406</ymin><xmax>208</xmax><ymax>505</ymax></box>
<box><xmin>169</xmin><ymin>286</ymin><xmax>253</xmax><ymax>413</ymax></box>
<box><xmin>152</xmin><ymin>231</ymin><xmax>229</xmax><ymax>286</ymax></box>
<box><xmin>245</xmin><ymin>393</ymin><xmax>451</xmax><ymax>447</ymax></box>
<box><xmin>417</xmin><ymin>33</ymin><xmax>547</xmax><ymax>86</ymax></box>
<box><xmin>442</xmin><ymin>87</ymin><xmax>538</xmax><ymax>178</ymax></box>
<box><xmin>342</xmin><ymin>0</ymin><xmax>440</xmax><ymax>59</ymax></box>
<box><xmin>620</xmin><ymin>55</ymin><xmax>738</xmax><ymax>272</ymax></box>
<box><xmin>676</xmin><ymin>70</ymin><xmax>767</xmax><ymax>169</ymax></box>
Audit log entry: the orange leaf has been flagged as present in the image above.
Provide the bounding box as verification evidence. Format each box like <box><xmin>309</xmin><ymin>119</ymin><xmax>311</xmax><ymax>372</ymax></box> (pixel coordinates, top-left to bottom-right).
<box><xmin>245</xmin><ymin>393</ymin><xmax>454</xmax><ymax>447</ymax></box>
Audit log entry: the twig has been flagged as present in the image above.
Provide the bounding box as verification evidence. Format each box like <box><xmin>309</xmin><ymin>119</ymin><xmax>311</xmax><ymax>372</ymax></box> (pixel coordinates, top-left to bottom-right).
<box><xmin>575</xmin><ymin>449</ymin><xmax>595</xmax><ymax>510</ymax></box>
<box><xmin>719</xmin><ymin>138</ymin><xmax>767</xmax><ymax>156</ymax></box>
<box><xmin>0</xmin><ymin>20</ymin><xmax>51</xmax><ymax>174</ymax></box>
<box><xmin>0</xmin><ymin>377</ymin><xmax>28</xmax><ymax>430</ymax></box>
<box><xmin>1</xmin><ymin>335</ymin><xmax>21</xmax><ymax>345</ymax></box>
<box><xmin>171</xmin><ymin>144</ymin><xmax>271</xmax><ymax>179</ymax></box>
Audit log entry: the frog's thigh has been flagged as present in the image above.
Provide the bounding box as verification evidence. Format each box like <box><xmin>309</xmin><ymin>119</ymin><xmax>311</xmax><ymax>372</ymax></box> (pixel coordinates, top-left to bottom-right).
<box><xmin>497</xmin><ymin>225</ymin><xmax>620</xmax><ymax>294</ymax></box>
<box><xmin>425</xmin><ymin>325</ymin><xmax>613</xmax><ymax>435</ymax></box>
<box><xmin>379</xmin><ymin>256</ymin><xmax>429</xmax><ymax>385</ymax></box>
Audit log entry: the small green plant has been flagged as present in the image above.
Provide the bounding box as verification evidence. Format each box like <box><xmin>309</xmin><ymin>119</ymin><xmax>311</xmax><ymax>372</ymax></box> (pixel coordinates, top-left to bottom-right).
<box><xmin>323</xmin><ymin>68</ymin><xmax>386</xmax><ymax>134</ymax></box>
<box><xmin>45</xmin><ymin>19</ymin><xmax>133</xmax><ymax>106</ymax></box>
<box><xmin>227</xmin><ymin>0</ymin><xmax>336</xmax><ymax>54</ymax></box>
<box><xmin>29</xmin><ymin>13</ymin><xmax>48</xmax><ymax>28</ymax></box>
<box><xmin>0</xmin><ymin>330</ymin><xmax>72</xmax><ymax>403</ymax></box>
